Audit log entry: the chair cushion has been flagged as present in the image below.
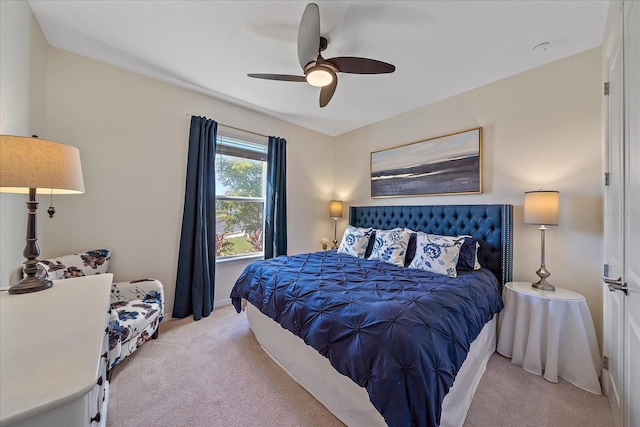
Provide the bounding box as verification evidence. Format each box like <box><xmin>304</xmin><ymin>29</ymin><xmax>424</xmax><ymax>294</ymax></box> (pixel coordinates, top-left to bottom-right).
<box><xmin>111</xmin><ymin>299</ymin><xmax>161</xmax><ymax>345</ymax></box>
<box><xmin>37</xmin><ymin>249</ymin><xmax>111</xmax><ymax>280</ymax></box>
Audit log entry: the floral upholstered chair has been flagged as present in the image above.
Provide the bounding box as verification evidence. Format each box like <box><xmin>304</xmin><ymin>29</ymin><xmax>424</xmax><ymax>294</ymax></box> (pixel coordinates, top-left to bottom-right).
<box><xmin>35</xmin><ymin>249</ymin><xmax>164</xmax><ymax>374</ymax></box>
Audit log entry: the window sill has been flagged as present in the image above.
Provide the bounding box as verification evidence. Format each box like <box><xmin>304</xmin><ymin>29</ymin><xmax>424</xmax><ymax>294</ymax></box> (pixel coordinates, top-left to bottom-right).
<box><xmin>216</xmin><ymin>253</ymin><xmax>264</xmax><ymax>266</ymax></box>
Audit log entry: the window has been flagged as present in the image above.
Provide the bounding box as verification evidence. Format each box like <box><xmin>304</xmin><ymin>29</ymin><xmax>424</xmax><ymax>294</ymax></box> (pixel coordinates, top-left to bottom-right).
<box><xmin>215</xmin><ymin>131</ymin><xmax>267</xmax><ymax>259</ymax></box>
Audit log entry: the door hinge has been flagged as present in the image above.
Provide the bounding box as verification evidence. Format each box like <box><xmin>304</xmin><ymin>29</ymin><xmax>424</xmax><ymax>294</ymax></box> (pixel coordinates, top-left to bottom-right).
<box><xmin>603</xmin><ymin>356</ymin><xmax>609</xmax><ymax>370</ymax></box>
<box><xmin>605</xmin><ymin>172</ymin><xmax>610</xmax><ymax>186</ymax></box>
<box><xmin>604</xmin><ymin>264</ymin><xmax>609</xmax><ymax>277</ymax></box>
<box><xmin>604</xmin><ymin>82</ymin><xmax>610</xmax><ymax>95</ymax></box>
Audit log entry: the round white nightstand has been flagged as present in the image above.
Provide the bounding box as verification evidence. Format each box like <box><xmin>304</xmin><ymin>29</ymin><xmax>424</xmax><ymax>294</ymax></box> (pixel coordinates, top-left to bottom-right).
<box><xmin>497</xmin><ymin>281</ymin><xmax>602</xmax><ymax>395</ymax></box>
<box><xmin>504</xmin><ymin>281</ymin><xmax>585</xmax><ymax>300</ymax></box>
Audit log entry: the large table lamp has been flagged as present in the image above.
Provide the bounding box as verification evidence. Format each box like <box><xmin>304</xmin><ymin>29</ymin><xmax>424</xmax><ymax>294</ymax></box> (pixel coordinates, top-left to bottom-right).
<box><xmin>0</xmin><ymin>135</ymin><xmax>84</xmax><ymax>295</ymax></box>
<box><xmin>524</xmin><ymin>190</ymin><xmax>559</xmax><ymax>291</ymax></box>
<box><xmin>329</xmin><ymin>200</ymin><xmax>343</xmax><ymax>249</ymax></box>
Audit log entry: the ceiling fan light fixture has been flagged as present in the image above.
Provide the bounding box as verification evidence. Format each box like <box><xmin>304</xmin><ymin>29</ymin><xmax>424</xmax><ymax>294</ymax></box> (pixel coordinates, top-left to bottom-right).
<box><xmin>249</xmin><ymin>3</ymin><xmax>395</xmax><ymax>107</ymax></box>
<box><xmin>306</xmin><ymin>66</ymin><xmax>334</xmax><ymax>87</ymax></box>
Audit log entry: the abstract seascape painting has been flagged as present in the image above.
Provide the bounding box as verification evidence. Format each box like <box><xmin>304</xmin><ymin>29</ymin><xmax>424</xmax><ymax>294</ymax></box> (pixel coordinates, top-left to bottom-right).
<box><xmin>371</xmin><ymin>127</ymin><xmax>482</xmax><ymax>198</ymax></box>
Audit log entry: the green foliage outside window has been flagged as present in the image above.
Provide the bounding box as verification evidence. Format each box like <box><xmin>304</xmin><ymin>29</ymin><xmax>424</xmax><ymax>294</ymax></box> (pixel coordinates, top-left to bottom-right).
<box><xmin>215</xmin><ymin>153</ymin><xmax>265</xmax><ymax>257</ymax></box>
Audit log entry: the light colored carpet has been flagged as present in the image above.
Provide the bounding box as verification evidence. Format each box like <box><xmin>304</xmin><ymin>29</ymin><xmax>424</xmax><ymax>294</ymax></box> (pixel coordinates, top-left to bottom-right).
<box><xmin>108</xmin><ymin>304</ymin><xmax>614</xmax><ymax>427</ymax></box>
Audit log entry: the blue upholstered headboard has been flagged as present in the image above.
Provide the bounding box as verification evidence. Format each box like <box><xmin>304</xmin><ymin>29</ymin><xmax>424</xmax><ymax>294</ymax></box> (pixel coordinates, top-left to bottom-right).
<box><xmin>349</xmin><ymin>204</ymin><xmax>513</xmax><ymax>287</ymax></box>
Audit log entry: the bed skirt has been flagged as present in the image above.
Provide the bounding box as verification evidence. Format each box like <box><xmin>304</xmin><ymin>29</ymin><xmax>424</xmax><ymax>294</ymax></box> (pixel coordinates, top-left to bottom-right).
<box><xmin>246</xmin><ymin>303</ymin><xmax>497</xmax><ymax>427</ymax></box>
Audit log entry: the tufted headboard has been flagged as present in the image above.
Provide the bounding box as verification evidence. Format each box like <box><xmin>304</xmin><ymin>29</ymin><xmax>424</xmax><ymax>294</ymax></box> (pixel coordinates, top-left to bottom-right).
<box><xmin>349</xmin><ymin>204</ymin><xmax>513</xmax><ymax>287</ymax></box>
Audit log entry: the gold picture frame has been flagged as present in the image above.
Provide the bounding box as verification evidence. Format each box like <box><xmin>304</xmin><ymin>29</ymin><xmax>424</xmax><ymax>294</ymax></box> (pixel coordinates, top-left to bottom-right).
<box><xmin>371</xmin><ymin>127</ymin><xmax>482</xmax><ymax>198</ymax></box>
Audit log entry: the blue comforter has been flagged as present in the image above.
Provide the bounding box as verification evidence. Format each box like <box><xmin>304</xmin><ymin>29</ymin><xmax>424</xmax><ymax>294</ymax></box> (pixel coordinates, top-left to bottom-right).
<box><xmin>230</xmin><ymin>250</ymin><xmax>503</xmax><ymax>427</ymax></box>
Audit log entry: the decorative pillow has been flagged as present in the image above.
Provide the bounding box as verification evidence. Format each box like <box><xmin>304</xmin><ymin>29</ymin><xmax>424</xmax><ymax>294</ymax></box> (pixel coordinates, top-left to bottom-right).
<box><xmin>36</xmin><ymin>249</ymin><xmax>112</xmax><ymax>280</ymax></box>
<box><xmin>457</xmin><ymin>236</ymin><xmax>481</xmax><ymax>271</ymax></box>
<box><xmin>408</xmin><ymin>233</ymin><xmax>464</xmax><ymax>277</ymax></box>
<box><xmin>404</xmin><ymin>231</ymin><xmax>418</xmax><ymax>266</ymax></box>
<box><xmin>337</xmin><ymin>226</ymin><xmax>373</xmax><ymax>258</ymax></box>
<box><xmin>364</xmin><ymin>230</ymin><xmax>377</xmax><ymax>259</ymax></box>
<box><xmin>368</xmin><ymin>228</ymin><xmax>412</xmax><ymax>266</ymax></box>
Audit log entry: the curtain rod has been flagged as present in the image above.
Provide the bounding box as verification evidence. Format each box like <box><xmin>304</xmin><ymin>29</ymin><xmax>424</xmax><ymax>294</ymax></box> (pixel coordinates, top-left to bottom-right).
<box><xmin>185</xmin><ymin>113</ymin><xmax>269</xmax><ymax>139</ymax></box>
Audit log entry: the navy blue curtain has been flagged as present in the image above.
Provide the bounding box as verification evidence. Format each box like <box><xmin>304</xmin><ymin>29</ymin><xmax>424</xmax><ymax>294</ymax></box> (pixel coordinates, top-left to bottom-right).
<box><xmin>173</xmin><ymin>116</ymin><xmax>217</xmax><ymax>320</ymax></box>
<box><xmin>264</xmin><ymin>136</ymin><xmax>287</xmax><ymax>259</ymax></box>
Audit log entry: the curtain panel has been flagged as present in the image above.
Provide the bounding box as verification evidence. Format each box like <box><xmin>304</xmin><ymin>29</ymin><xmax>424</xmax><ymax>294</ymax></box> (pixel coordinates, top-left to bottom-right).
<box><xmin>264</xmin><ymin>136</ymin><xmax>287</xmax><ymax>259</ymax></box>
<box><xmin>173</xmin><ymin>116</ymin><xmax>217</xmax><ymax>320</ymax></box>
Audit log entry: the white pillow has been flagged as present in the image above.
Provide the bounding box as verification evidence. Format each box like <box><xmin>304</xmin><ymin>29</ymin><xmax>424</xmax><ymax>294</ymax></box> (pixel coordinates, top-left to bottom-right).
<box><xmin>408</xmin><ymin>233</ymin><xmax>464</xmax><ymax>277</ymax></box>
<box><xmin>368</xmin><ymin>228</ymin><xmax>411</xmax><ymax>266</ymax></box>
<box><xmin>337</xmin><ymin>225</ymin><xmax>373</xmax><ymax>258</ymax></box>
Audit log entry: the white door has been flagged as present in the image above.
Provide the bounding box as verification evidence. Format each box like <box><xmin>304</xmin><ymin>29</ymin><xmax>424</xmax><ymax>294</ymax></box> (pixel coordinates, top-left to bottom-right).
<box><xmin>622</xmin><ymin>2</ymin><xmax>639</xmax><ymax>426</ymax></box>
<box><xmin>603</xmin><ymin>4</ymin><xmax>625</xmax><ymax>427</ymax></box>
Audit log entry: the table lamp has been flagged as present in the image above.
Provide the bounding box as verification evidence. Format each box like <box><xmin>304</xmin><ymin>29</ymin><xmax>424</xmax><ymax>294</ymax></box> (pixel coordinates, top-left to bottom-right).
<box><xmin>329</xmin><ymin>200</ymin><xmax>343</xmax><ymax>249</ymax></box>
<box><xmin>524</xmin><ymin>190</ymin><xmax>559</xmax><ymax>291</ymax></box>
<box><xmin>0</xmin><ymin>135</ymin><xmax>84</xmax><ymax>294</ymax></box>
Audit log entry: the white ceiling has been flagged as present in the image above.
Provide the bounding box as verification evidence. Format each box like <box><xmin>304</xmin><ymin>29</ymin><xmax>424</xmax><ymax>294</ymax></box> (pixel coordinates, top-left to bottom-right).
<box><xmin>28</xmin><ymin>1</ymin><xmax>609</xmax><ymax>137</ymax></box>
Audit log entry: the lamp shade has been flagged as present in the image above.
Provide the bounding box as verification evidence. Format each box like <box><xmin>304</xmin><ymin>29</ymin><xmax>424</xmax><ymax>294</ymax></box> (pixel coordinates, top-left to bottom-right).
<box><xmin>329</xmin><ymin>200</ymin><xmax>343</xmax><ymax>219</ymax></box>
<box><xmin>0</xmin><ymin>135</ymin><xmax>84</xmax><ymax>194</ymax></box>
<box><xmin>524</xmin><ymin>190</ymin><xmax>559</xmax><ymax>225</ymax></box>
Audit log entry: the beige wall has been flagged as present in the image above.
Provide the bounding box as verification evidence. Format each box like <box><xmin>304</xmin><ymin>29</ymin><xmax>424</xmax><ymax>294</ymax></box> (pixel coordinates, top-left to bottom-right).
<box><xmin>40</xmin><ymin>48</ymin><xmax>335</xmax><ymax>313</ymax></box>
<box><xmin>334</xmin><ymin>48</ymin><xmax>604</xmax><ymax>347</ymax></box>
<box><xmin>0</xmin><ymin>1</ymin><xmax>49</xmax><ymax>285</ymax></box>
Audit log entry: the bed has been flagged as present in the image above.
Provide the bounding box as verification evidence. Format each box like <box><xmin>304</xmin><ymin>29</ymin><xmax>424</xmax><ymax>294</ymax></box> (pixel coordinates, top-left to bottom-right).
<box><xmin>231</xmin><ymin>204</ymin><xmax>513</xmax><ymax>427</ymax></box>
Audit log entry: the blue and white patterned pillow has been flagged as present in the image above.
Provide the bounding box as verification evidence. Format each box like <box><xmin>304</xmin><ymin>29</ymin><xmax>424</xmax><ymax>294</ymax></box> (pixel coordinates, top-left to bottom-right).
<box><xmin>408</xmin><ymin>233</ymin><xmax>465</xmax><ymax>277</ymax></box>
<box><xmin>368</xmin><ymin>228</ymin><xmax>411</xmax><ymax>266</ymax></box>
<box><xmin>337</xmin><ymin>225</ymin><xmax>373</xmax><ymax>258</ymax></box>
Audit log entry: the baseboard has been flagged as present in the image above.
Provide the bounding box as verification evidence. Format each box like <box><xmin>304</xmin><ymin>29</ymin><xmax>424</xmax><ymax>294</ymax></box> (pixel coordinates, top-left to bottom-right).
<box><xmin>216</xmin><ymin>298</ymin><xmax>232</xmax><ymax>307</ymax></box>
<box><xmin>161</xmin><ymin>298</ymin><xmax>232</xmax><ymax>321</ymax></box>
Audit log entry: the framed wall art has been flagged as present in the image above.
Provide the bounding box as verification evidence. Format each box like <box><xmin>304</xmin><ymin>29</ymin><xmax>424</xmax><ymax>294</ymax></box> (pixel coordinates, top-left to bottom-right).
<box><xmin>370</xmin><ymin>127</ymin><xmax>482</xmax><ymax>198</ymax></box>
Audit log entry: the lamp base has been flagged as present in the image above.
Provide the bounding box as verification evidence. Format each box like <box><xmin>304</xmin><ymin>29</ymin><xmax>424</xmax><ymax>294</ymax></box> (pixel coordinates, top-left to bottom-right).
<box><xmin>532</xmin><ymin>264</ymin><xmax>555</xmax><ymax>291</ymax></box>
<box><xmin>8</xmin><ymin>276</ymin><xmax>53</xmax><ymax>295</ymax></box>
<box><xmin>532</xmin><ymin>279</ymin><xmax>555</xmax><ymax>291</ymax></box>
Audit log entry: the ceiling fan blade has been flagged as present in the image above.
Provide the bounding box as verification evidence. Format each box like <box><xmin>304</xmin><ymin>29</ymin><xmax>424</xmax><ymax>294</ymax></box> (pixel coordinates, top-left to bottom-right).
<box><xmin>298</xmin><ymin>3</ymin><xmax>320</xmax><ymax>69</ymax></box>
<box><xmin>325</xmin><ymin>57</ymin><xmax>395</xmax><ymax>74</ymax></box>
<box><xmin>248</xmin><ymin>73</ymin><xmax>307</xmax><ymax>82</ymax></box>
<box><xmin>319</xmin><ymin>77</ymin><xmax>337</xmax><ymax>108</ymax></box>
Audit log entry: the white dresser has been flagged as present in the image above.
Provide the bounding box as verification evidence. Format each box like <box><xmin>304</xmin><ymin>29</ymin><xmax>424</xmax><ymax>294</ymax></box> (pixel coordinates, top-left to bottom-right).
<box><xmin>1</xmin><ymin>274</ymin><xmax>112</xmax><ymax>427</ymax></box>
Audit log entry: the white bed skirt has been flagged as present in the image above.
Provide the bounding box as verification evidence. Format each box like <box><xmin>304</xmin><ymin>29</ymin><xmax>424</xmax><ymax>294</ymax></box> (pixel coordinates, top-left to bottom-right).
<box><xmin>246</xmin><ymin>303</ymin><xmax>497</xmax><ymax>427</ymax></box>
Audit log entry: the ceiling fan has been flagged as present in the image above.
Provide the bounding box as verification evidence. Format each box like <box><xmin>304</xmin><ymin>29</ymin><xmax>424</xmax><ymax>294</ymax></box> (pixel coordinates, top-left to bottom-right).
<box><xmin>248</xmin><ymin>3</ymin><xmax>396</xmax><ymax>108</ymax></box>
